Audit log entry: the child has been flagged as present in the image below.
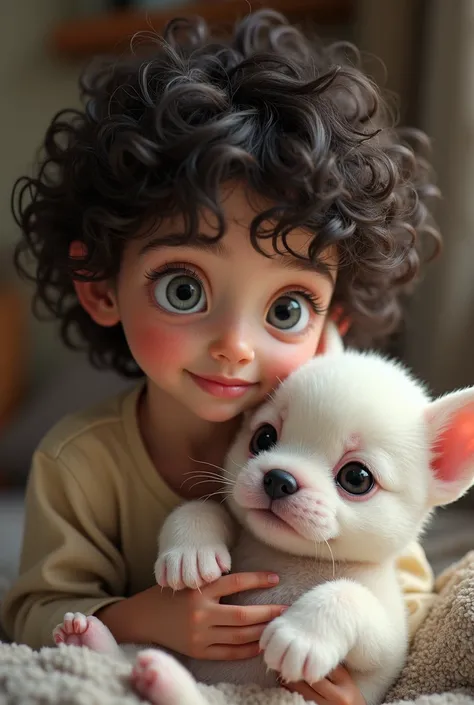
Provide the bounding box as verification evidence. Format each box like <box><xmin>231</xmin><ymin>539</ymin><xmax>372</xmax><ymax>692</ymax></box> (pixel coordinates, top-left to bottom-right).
<box><xmin>1</xmin><ymin>9</ymin><xmax>438</xmax><ymax>704</ymax></box>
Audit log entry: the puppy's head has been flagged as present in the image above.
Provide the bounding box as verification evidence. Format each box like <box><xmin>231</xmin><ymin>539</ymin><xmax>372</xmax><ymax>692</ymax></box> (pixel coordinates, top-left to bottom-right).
<box><xmin>226</xmin><ymin>351</ymin><xmax>474</xmax><ymax>563</ymax></box>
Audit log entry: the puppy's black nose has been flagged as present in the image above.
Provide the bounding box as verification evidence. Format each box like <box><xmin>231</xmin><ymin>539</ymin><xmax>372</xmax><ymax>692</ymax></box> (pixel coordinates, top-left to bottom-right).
<box><xmin>263</xmin><ymin>469</ymin><xmax>298</xmax><ymax>499</ymax></box>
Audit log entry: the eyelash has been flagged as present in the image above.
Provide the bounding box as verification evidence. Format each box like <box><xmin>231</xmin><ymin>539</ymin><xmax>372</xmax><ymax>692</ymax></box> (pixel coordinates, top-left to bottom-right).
<box><xmin>287</xmin><ymin>289</ymin><xmax>326</xmax><ymax>316</ymax></box>
<box><xmin>145</xmin><ymin>262</ymin><xmax>204</xmax><ymax>287</ymax></box>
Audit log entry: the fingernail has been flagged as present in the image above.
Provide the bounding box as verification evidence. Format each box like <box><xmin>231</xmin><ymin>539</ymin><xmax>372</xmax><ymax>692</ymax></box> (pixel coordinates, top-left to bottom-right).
<box><xmin>268</xmin><ymin>574</ymin><xmax>279</xmax><ymax>584</ymax></box>
<box><xmin>280</xmin><ymin>606</ymin><xmax>288</xmax><ymax>613</ymax></box>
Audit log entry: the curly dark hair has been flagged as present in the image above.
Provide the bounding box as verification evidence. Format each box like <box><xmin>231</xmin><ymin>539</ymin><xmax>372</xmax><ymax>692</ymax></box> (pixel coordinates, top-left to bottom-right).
<box><xmin>13</xmin><ymin>9</ymin><xmax>440</xmax><ymax>377</ymax></box>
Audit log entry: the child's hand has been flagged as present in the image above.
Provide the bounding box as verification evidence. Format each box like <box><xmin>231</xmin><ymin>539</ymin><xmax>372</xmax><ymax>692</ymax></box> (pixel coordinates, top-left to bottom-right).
<box><xmin>98</xmin><ymin>571</ymin><xmax>286</xmax><ymax>660</ymax></box>
<box><xmin>283</xmin><ymin>666</ymin><xmax>366</xmax><ymax>705</ymax></box>
<box><xmin>156</xmin><ymin>571</ymin><xmax>286</xmax><ymax>659</ymax></box>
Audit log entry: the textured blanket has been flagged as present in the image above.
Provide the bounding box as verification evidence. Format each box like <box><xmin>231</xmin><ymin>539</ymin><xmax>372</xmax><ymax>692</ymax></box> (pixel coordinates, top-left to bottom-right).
<box><xmin>1</xmin><ymin>552</ymin><xmax>474</xmax><ymax>705</ymax></box>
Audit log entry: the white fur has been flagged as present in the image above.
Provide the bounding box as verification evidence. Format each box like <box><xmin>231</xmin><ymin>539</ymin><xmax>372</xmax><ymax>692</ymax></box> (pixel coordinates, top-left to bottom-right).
<box><xmin>156</xmin><ymin>501</ymin><xmax>235</xmax><ymax>590</ymax></box>
<box><xmin>153</xmin><ymin>347</ymin><xmax>474</xmax><ymax>704</ymax></box>
<box><xmin>55</xmin><ymin>336</ymin><xmax>474</xmax><ymax>705</ymax></box>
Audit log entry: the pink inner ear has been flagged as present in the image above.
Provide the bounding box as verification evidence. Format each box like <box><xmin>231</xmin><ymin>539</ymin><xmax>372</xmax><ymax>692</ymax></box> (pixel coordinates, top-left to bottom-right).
<box><xmin>432</xmin><ymin>406</ymin><xmax>474</xmax><ymax>481</ymax></box>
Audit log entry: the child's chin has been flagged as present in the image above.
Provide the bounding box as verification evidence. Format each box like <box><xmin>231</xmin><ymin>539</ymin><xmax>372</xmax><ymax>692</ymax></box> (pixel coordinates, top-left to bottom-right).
<box><xmin>191</xmin><ymin>400</ymin><xmax>254</xmax><ymax>423</ymax></box>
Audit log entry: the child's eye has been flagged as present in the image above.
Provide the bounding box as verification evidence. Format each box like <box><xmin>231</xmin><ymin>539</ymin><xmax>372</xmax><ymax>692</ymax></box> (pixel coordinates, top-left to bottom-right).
<box><xmin>152</xmin><ymin>271</ymin><xmax>207</xmax><ymax>314</ymax></box>
<box><xmin>266</xmin><ymin>293</ymin><xmax>312</xmax><ymax>333</ymax></box>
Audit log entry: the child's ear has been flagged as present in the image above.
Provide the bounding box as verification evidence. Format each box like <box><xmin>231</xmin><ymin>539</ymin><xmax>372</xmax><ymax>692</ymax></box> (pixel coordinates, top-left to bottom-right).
<box><xmin>70</xmin><ymin>241</ymin><xmax>120</xmax><ymax>327</ymax></box>
<box><xmin>426</xmin><ymin>388</ymin><xmax>474</xmax><ymax>506</ymax></box>
<box><xmin>316</xmin><ymin>320</ymin><xmax>345</xmax><ymax>356</ymax></box>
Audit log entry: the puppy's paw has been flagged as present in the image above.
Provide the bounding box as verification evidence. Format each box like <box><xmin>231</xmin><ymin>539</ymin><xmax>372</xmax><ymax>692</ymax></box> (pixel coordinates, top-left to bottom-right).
<box><xmin>260</xmin><ymin>613</ymin><xmax>343</xmax><ymax>684</ymax></box>
<box><xmin>154</xmin><ymin>546</ymin><xmax>231</xmax><ymax>590</ymax></box>
<box><xmin>132</xmin><ymin>649</ymin><xmax>205</xmax><ymax>705</ymax></box>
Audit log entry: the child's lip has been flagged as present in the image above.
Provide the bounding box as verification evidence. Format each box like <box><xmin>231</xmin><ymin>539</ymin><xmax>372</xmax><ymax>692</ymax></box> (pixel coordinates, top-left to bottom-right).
<box><xmin>194</xmin><ymin>373</ymin><xmax>256</xmax><ymax>386</ymax></box>
<box><xmin>188</xmin><ymin>372</ymin><xmax>258</xmax><ymax>398</ymax></box>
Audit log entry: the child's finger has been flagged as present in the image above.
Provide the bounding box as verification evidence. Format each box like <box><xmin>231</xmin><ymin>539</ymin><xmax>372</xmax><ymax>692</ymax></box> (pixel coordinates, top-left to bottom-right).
<box><xmin>326</xmin><ymin>665</ymin><xmax>353</xmax><ymax>685</ymax></box>
<box><xmin>283</xmin><ymin>680</ymin><xmax>331</xmax><ymax>704</ymax></box>
<box><xmin>213</xmin><ymin>602</ymin><xmax>286</xmax><ymax>626</ymax></box>
<box><xmin>283</xmin><ymin>668</ymin><xmax>366</xmax><ymax>705</ymax></box>
<box><xmin>209</xmin><ymin>571</ymin><xmax>280</xmax><ymax>598</ymax></box>
<box><xmin>305</xmin><ymin>678</ymin><xmax>342</xmax><ymax>702</ymax></box>
<box><xmin>204</xmin><ymin>642</ymin><xmax>261</xmax><ymax>661</ymax></box>
<box><xmin>211</xmin><ymin>623</ymin><xmax>266</xmax><ymax>645</ymax></box>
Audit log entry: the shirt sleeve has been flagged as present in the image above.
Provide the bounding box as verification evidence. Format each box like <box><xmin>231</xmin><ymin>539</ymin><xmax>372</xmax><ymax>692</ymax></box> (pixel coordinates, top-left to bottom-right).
<box><xmin>396</xmin><ymin>540</ymin><xmax>437</xmax><ymax>639</ymax></box>
<box><xmin>1</xmin><ymin>450</ymin><xmax>127</xmax><ymax>648</ymax></box>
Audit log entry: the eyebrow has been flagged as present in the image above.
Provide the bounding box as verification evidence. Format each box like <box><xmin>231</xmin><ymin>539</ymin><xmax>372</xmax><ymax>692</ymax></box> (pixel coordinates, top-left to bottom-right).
<box><xmin>139</xmin><ymin>235</ymin><xmax>227</xmax><ymax>257</ymax></box>
<box><xmin>278</xmin><ymin>256</ymin><xmax>335</xmax><ymax>279</ymax></box>
<box><xmin>139</xmin><ymin>234</ymin><xmax>335</xmax><ymax>281</ymax></box>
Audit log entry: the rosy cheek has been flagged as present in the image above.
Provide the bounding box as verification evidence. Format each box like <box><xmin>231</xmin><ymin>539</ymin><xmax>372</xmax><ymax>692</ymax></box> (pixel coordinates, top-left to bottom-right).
<box><xmin>264</xmin><ymin>340</ymin><xmax>318</xmax><ymax>386</ymax></box>
<box><xmin>125</xmin><ymin>317</ymin><xmax>190</xmax><ymax>372</ymax></box>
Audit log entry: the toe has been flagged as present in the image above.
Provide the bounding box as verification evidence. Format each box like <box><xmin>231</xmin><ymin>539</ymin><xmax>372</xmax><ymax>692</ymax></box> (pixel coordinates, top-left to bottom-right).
<box><xmin>72</xmin><ymin>613</ymin><xmax>88</xmax><ymax>634</ymax></box>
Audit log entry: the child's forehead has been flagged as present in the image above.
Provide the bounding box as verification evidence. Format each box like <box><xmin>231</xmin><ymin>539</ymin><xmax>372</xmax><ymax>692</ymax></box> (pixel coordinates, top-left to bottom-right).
<box><xmin>139</xmin><ymin>227</ymin><xmax>336</xmax><ymax>269</ymax></box>
<box><xmin>132</xmin><ymin>189</ymin><xmax>338</xmax><ymax>276</ymax></box>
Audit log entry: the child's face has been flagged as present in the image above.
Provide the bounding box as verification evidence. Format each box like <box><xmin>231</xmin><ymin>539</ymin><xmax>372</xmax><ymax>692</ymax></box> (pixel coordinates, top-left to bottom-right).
<box><xmin>115</xmin><ymin>187</ymin><xmax>337</xmax><ymax>422</ymax></box>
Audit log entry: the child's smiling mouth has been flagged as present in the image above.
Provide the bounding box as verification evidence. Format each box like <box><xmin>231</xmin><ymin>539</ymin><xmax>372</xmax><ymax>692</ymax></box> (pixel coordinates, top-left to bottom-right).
<box><xmin>187</xmin><ymin>372</ymin><xmax>258</xmax><ymax>399</ymax></box>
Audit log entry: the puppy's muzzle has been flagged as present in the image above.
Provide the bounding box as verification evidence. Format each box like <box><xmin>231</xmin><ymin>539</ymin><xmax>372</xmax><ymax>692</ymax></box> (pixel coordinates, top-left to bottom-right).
<box><xmin>263</xmin><ymin>469</ymin><xmax>299</xmax><ymax>500</ymax></box>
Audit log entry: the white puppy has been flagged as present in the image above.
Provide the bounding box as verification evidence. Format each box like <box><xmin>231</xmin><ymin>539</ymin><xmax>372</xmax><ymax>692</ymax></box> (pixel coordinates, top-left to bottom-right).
<box><xmin>54</xmin><ymin>336</ymin><xmax>474</xmax><ymax>705</ymax></box>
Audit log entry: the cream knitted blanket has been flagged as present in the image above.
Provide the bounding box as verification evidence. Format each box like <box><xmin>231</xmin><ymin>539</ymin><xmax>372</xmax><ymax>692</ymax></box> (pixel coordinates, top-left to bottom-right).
<box><xmin>1</xmin><ymin>552</ymin><xmax>473</xmax><ymax>705</ymax></box>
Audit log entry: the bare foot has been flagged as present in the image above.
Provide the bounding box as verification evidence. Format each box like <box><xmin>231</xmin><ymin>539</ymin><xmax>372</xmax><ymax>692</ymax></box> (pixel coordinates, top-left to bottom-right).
<box><xmin>131</xmin><ymin>649</ymin><xmax>208</xmax><ymax>705</ymax></box>
<box><xmin>53</xmin><ymin>612</ymin><xmax>121</xmax><ymax>656</ymax></box>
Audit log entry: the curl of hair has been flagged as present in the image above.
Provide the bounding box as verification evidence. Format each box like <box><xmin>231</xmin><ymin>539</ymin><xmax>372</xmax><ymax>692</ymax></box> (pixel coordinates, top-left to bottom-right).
<box><xmin>13</xmin><ymin>10</ymin><xmax>440</xmax><ymax>376</ymax></box>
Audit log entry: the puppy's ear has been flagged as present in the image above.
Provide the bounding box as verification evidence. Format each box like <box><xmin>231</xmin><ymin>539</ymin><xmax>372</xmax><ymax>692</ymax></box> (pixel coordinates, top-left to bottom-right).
<box><xmin>426</xmin><ymin>388</ymin><xmax>474</xmax><ymax>506</ymax></box>
<box><xmin>316</xmin><ymin>320</ymin><xmax>345</xmax><ymax>356</ymax></box>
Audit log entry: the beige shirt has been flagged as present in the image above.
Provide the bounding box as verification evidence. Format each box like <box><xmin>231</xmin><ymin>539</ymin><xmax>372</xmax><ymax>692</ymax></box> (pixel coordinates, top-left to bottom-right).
<box><xmin>1</xmin><ymin>385</ymin><xmax>435</xmax><ymax>649</ymax></box>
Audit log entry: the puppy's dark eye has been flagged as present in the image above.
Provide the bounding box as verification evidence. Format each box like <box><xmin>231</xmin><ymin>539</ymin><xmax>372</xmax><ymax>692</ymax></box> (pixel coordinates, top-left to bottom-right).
<box><xmin>250</xmin><ymin>424</ymin><xmax>278</xmax><ymax>455</ymax></box>
<box><xmin>336</xmin><ymin>462</ymin><xmax>374</xmax><ymax>495</ymax></box>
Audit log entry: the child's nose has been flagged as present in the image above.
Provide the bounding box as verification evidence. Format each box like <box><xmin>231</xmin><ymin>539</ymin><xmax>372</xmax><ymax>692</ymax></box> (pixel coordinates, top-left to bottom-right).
<box><xmin>208</xmin><ymin>329</ymin><xmax>255</xmax><ymax>365</ymax></box>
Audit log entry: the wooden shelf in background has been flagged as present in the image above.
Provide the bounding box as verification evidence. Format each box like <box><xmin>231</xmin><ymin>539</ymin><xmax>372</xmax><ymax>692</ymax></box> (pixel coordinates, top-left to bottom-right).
<box><xmin>51</xmin><ymin>0</ymin><xmax>354</xmax><ymax>58</ymax></box>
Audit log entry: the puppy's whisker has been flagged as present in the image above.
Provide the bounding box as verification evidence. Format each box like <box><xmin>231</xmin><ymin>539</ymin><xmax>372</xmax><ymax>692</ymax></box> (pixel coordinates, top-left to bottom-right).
<box><xmin>181</xmin><ymin>472</ymin><xmax>235</xmax><ymax>486</ymax></box>
<box><xmin>183</xmin><ymin>469</ymin><xmax>223</xmax><ymax>477</ymax></box>
<box><xmin>266</xmin><ymin>386</ymin><xmax>279</xmax><ymax>403</ymax></box>
<box><xmin>180</xmin><ymin>481</ymin><xmax>235</xmax><ymax>492</ymax></box>
<box><xmin>181</xmin><ymin>471</ymin><xmax>221</xmax><ymax>481</ymax></box>
<box><xmin>201</xmin><ymin>489</ymin><xmax>231</xmax><ymax>498</ymax></box>
<box><xmin>228</xmin><ymin>456</ymin><xmax>242</xmax><ymax>471</ymax></box>
<box><xmin>201</xmin><ymin>490</ymin><xmax>233</xmax><ymax>503</ymax></box>
<box><xmin>180</xmin><ymin>477</ymin><xmax>220</xmax><ymax>488</ymax></box>
<box><xmin>184</xmin><ymin>479</ymin><xmax>233</xmax><ymax>492</ymax></box>
<box><xmin>324</xmin><ymin>539</ymin><xmax>336</xmax><ymax>578</ymax></box>
<box><xmin>187</xmin><ymin>458</ymin><xmax>235</xmax><ymax>480</ymax></box>
<box><xmin>181</xmin><ymin>469</ymin><xmax>235</xmax><ymax>487</ymax></box>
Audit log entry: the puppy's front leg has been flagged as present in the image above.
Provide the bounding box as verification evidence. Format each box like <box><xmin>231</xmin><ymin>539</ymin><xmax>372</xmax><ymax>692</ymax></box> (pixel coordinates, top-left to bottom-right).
<box><xmin>261</xmin><ymin>579</ymin><xmax>400</xmax><ymax>689</ymax></box>
<box><xmin>154</xmin><ymin>501</ymin><xmax>236</xmax><ymax>590</ymax></box>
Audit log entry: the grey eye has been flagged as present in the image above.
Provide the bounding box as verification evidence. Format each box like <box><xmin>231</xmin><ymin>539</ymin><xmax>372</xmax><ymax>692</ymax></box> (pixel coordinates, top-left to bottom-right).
<box><xmin>266</xmin><ymin>295</ymin><xmax>310</xmax><ymax>333</ymax></box>
<box><xmin>153</xmin><ymin>273</ymin><xmax>206</xmax><ymax>314</ymax></box>
<box><xmin>336</xmin><ymin>462</ymin><xmax>374</xmax><ymax>495</ymax></box>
